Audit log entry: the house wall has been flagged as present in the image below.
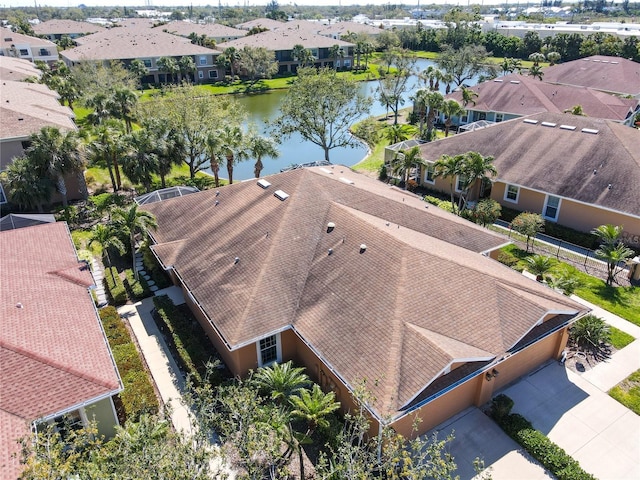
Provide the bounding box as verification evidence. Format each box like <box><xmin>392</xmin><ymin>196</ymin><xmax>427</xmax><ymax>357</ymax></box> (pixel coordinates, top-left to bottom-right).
<box><xmin>492</xmin><ymin>182</ymin><xmax>640</xmax><ymax>247</ymax></box>
<box><xmin>0</xmin><ymin>139</ymin><xmax>25</xmax><ymax>170</ymax></box>
<box><xmin>84</xmin><ymin>396</ymin><xmax>119</xmax><ymax>439</ymax></box>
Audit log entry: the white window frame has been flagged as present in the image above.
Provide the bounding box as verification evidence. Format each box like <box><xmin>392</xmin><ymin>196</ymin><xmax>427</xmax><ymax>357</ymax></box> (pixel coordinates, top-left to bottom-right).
<box><xmin>455</xmin><ymin>175</ymin><xmax>467</xmax><ymax>193</ymax></box>
<box><xmin>199</xmin><ymin>56</ymin><xmax>207</xmax><ymax>65</ymax></box>
<box><xmin>424</xmin><ymin>164</ymin><xmax>435</xmax><ymax>184</ymax></box>
<box><xmin>198</xmin><ymin>70</ymin><xmax>204</xmax><ymax>79</ymax></box>
<box><xmin>256</xmin><ymin>333</ymin><xmax>282</xmax><ymax>367</ymax></box>
<box><xmin>543</xmin><ymin>194</ymin><xmax>561</xmax><ymax>221</ymax></box>
<box><xmin>208</xmin><ymin>70</ymin><xmax>218</xmax><ymax>79</ymax></box>
<box><xmin>504</xmin><ymin>184</ymin><xmax>519</xmax><ymax>203</ymax></box>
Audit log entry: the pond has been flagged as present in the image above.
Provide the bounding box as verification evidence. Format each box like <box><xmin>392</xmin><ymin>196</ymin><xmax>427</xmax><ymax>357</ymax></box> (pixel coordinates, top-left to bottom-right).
<box><xmin>209</xmin><ymin>59</ymin><xmax>479</xmax><ymax>181</ymax></box>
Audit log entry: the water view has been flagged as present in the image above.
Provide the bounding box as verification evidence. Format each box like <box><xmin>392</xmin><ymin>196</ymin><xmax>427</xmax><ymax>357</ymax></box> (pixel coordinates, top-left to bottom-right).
<box><xmin>215</xmin><ymin>59</ymin><xmax>479</xmax><ymax>181</ymax></box>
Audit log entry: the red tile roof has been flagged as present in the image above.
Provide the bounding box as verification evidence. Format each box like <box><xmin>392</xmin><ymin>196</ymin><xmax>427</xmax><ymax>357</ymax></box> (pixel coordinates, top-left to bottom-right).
<box><xmin>145</xmin><ymin>168</ymin><xmax>586</xmax><ymax>419</ymax></box>
<box><xmin>0</xmin><ymin>222</ymin><xmax>121</xmax><ymax>479</ymax></box>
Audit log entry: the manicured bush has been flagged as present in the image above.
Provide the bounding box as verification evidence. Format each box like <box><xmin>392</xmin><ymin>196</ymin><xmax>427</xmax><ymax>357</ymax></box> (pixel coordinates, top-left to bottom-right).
<box><xmin>104</xmin><ymin>267</ymin><xmax>127</xmax><ymax>305</ymax></box>
<box><xmin>124</xmin><ymin>269</ymin><xmax>150</xmax><ymax>300</ymax></box>
<box><xmin>153</xmin><ymin>295</ymin><xmax>215</xmax><ymax>384</ymax></box>
<box><xmin>497</xmin><ymin>250</ymin><xmax>519</xmax><ymax>268</ymax></box>
<box><xmin>570</xmin><ymin>314</ymin><xmax>610</xmax><ymax>350</ymax></box>
<box><xmin>491</xmin><ymin>395</ymin><xmax>596</xmax><ymax>480</ymax></box>
<box><xmin>99</xmin><ymin>307</ymin><xmax>158</xmax><ymax>421</ymax></box>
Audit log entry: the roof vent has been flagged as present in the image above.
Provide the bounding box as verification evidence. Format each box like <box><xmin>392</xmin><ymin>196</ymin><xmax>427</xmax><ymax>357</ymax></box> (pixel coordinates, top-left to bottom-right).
<box><xmin>274</xmin><ymin>189</ymin><xmax>289</xmax><ymax>201</ymax></box>
<box><xmin>16</xmin><ymin>302</ymin><xmax>23</xmax><ymax>309</ymax></box>
<box><xmin>509</xmin><ymin>80</ymin><xmax>520</xmax><ymax>84</ymax></box>
<box><xmin>581</xmin><ymin>128</ymin><xmax>599</xmax><ymax>134</ymax></box>
<box><xmin>319</xmin><ymin>167</ymin><xmax>333</xmax><ymax>174</ymax></box>
<box><xmin>257</xmin><ymin>179</ymin><xmax>271</xmax><ymax>189</ymax></box>
<box><xmin>234</xmin><ymin>256</ymin><xmax>240</xmax><ymax>264</ymax></box>
<box><xmin>541</xmin><ymin>122</ymin><xmax>556</xmax><ymax>127</ymax></box>
<box><xmin>523</xmin><ymin>119</ymin><xmax>538</xmax><ymax>124</ymax></box>
<box><xmin>493</xmin><ymin>79</ymin><xmax>503</xmax><ymax>82</ymax></box>
<box><xmin>327</xmin><ymin>222</ymin><xmax>335</xmax><ymax>233</ymax></box>
<box><xmin>611</xmin><ymin>61</ymin><xmax>619</xmax><ymax>64</ymax></box>
<box><xmin>339</xmin><ymin>177</ymin><xmax>354</xmax><ymax>185</ymax></box>
<box><xmin>559</xmin><ymin>124</ymin><xmax>576</xmax><ymax>131</ymax></box>
<box><xmin>328</xmin><ymin>248</ymin><xmax>333</xmax><ymax>255</ymax></box>
<box><xmin>359</xmin><ymin>244</ymin><xmax>367</xmax><ymax>254</ymax></box>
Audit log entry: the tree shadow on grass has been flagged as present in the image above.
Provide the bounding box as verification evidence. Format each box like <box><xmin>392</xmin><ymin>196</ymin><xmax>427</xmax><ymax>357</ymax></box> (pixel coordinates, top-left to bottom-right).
<box><xmin>592</xmin><ymin>282</ymin><xmax>629</xmax><ymax>307</ymax></box>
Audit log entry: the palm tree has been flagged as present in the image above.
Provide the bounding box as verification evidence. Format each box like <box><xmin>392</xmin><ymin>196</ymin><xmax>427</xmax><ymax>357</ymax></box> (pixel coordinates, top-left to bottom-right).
<box><xmin>178</xmin><ymin>55</ymin><xmax>196</xmax><ymax>82</ymax></box>
<box><xmin>500</xmin><ymin>57</ymin><xmax>522</xmax><ymax>75</ymax></box>
<box><xmin>252</xmin><ymin>361</ymin><xmax>310</xmax><ymax>404</ymax></box>
<box><xmin>328</xmin><ymin>44</ymin><xmax>343</xmax><ymax>70</ymax></box>
<box><xmin>121</xmin><ymin>129</ymin><xmax>160</xmax><ymax>192</ymax></box>
<box><xmin>0</xmin><ymin>156</ymin><xmax>52</xmax><ymax>212</ymax></box>
<box><xmin>592</xmin><ymin>224</ymin><xmax>635</xmax><ymax>286</ymax></box>
<box><xmin>424</xmin><ymin>90</ymin><xmax>444</xmax><ymax>140</ymax></box>
<box><xmin>420</xmin><ymin>65</ymin><xmax>445</xmax><ymax>91</ymax></box>
<box><xmin>460</xmin><ymin>86</ymin><xmax>478</xmax><ymax>108</ymax></box>
<box><xmin>440</xmin><ymin>99</ymin><xmax>465</xmax><ymax>137</ymax></box>
<box><xmin>112</xmin><ymin>204</ymin><xmax>157</xmax><ymax>279</ymax></box>
<box><xmin>528</xmin><ymin>64</ymin><xmax>544</xmax><ymax>81</ymax></box>
<box><xmin>525</xmin><ymin>254</ymin><xmax>554</xmax><ymax>282</ymax></box>
<box><xmin>456</xmin><ymin>151</ymin><xmax>497</xmax><ymax>211</ymax></box>
<box><xmin>219</xmin><ymin>46</ymin><xmax>240</xmax><ymax>79</ymax></box>
<box><xmin>86</xmin><ymin>92</ymin><xmax>114</xmax><ymax>126</ymax></box>
<box><xmin>546</xmin><ymin>51</ymin><xmax>561</xmax><ymax>65</ymax></box>
<box><xmin>88</xmin><ymin>122</ymin><xmax>126</xmax><ymax>191</ymax></box>
<box><xmin>110</xmin><ymin>87</ymin><xmax>138</xmax><ymax>134</ymax></box>
<box><xmin>205</xmin><ymin>131</ymin><xmax>223</xmax><ymax>187</ymax></box>
<box><xmin>392</xmin><ymin>146</ymin><xmax>426</xmax><ymax>190</ymax></box>
<box><xmin>434</xmin><ymin>153</ymin><xmax>464</xmax><ymax>213</ymax></box>
<box><xmin>89</xmin><ymin>223</ymin><xmax>125</xmax><ymax>285</ymax></box>
<box><xmin>129</xmin><ymin>59</ymin><xmax>148</xmax><ymax>90</ymax></box>
<box><xmin>218</xmin><ymin>125</ymin><xmax>249</xmax><ymax>185</ymax></box>
<box><xmin>384</xmin><ymin>124</ymin><xmax>410</xmax><ymax>145</ymax></box>
<box><xmin>292</xmin><ymin>44</ymin><xmax>313</xmax><ymax>68</ymax></box>
<box><xmin>290</xmin><ymin>384</ymin><xmax>340</xmax><ymax>436</ymax></box>
<box><xmin>157</xmin><ymin>56</ymin><xmax>179</xmax><ymax>84</ymax></box>
<box><xmin>248</xmin><ymin>133</ymin><xmax>279</xmax><ymax>178</ymax></box>
<box><xmin>26</xmin><ymin>127</ymin><xmax>86</xmax><ymax>207</ymax></box>
<box><xmin>564</xmin><ymin>105</ymin><xmax>585</xmax><ymax>116</ymax></box>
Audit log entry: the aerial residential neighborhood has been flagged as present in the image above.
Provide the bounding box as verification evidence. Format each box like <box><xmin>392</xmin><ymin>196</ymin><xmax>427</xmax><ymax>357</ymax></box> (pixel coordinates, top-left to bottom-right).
<box><xmin>1</xmin><ymin>2</ymin><xmax>639</xmax><ymax>479</ymax></box>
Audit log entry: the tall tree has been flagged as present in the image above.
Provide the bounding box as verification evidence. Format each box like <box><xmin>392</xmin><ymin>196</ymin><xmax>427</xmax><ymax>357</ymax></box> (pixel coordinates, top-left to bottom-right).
<box><xmin>178</xmin><ymin>55</ymin><xmax>196</xmax><ymax>82</ymax></box>
<box><xmin>273</xmin><ymin>67</ymin><xmax>372</xmax><ymax>162</ymax></box>
<box><xmin>157</xmin><ymin>56</ymin><xmax>179</xmax><ymax>84</ymax></box>
<box><xmin>592</xmin><ymin>224</ymin><xmax>635</xmax><ymax>286</ymax></box>
<box><xmin>440</xmin><ymin>99</ymin><xmax>465</xmax><ymax>137</ymax></box>
<box><xmin>328</xmin><ymin>44</ymin><xmax>343</xmax><ymax>70</ymax></box>
<box><xmin>0</xmin><ymin>156</ymin><xmax>52</xmax><ymax>212</ymax></box>
<box><xmin>456</xmin><ymin>151</ymin><xmax>497</xmax><ymax>211</ymax></box>
<box><xmin>292</xmin><ymin>44</ymin><xmax>314</xmax><ymax>68</ymax></box>
<box><xmin>384</xmin><ymin>124</ymin><xmax>410</xmax><ymax>145</ymax></box>
<box><xmin>236</xmin><ymin>46</ymin><xmax>279</xmax><ymax>88</ymax></box>
<box><xmin>511</xmin><ymin>212</ymin><xmax>545</xmax><ymax>252</ymax></box>
<box><xmin>112</xmin><ymin>204</ymin><xmax>157</xmax><ymax>279</ymax></box>
<box><xmin>376</xmin><ymin>49</ymin><xmax>416</xmax><ymax>125</ymax></box>
<box><xmin>413</xmin><ymin>89</ymin><xmax>444</xmax><ymax>141</ymax></box>
<box><xmin>87</xmin><ymin>122</ymin><xmax>126</xmax><ymax>191</ymax></box>
<box><xmin>436</xmin><ymin>44</ymin><xmax>494</xmax><ymax>88</ymax></box>
<box><xmin>218</xmin><ymin>124</ymin><xmax>249</xmax><ymax>185</ymax></box>
<box><xmin>121</xmin><ymin>128</ymin><xmax>160</xmax><ymax>192</ymax></box>
<box><xmin>248</xmin><ymin>132</ymin><xmax>279</xmax><ymax>178</ymax></box>
<box><xmin>110</xmin><ymin>87</ymin><xmax>138</xmax><ymax>133</ymax></box>
<box><xmin>392</xmin><ymin>146</ymin><xmax>426</xmax><ymax>190</ymax></box>
<box><xmin>129</xmin><ymin>59</ymin><xmax>148</xmax><ymax>90</ymax></box>
<box><xmin>434</xmin><ymin>153</ymin><xmax>464</xmax><ymax>213</ymax></box>
<box><xmin>26</xmin><ymin>127</ymin><xmax>86</xmax><ymax>207</ymax></box>
<box><xmin>89</xmin><ymin>223</ymin><xmax>125</xmax><ymax>285</ymax></box>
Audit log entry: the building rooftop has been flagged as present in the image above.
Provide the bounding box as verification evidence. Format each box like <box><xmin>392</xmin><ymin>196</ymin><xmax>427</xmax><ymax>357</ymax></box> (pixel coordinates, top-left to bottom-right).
<box><xmin>542</xmin><ymin>55</ymin><xmax>640</xmax><ymax>97</ymax></box>
<box><xmin>0</xmin><ymin>222</ymin><xmax>122</xmax><ymax>479</ymax></box>
<box><xmin>446</xmin><ymin>73</ymin><xmax>638</xmax><ymax>122</ymax></box>
<box><xmin>0</xmin><ymin>80</ymin><xmax>75</xmax><ymax>144</ymax></box>
<box><xmin>155</xmin><ymin>21</ymin><xmax>245</xmax><ymax>40</ymax></box>
<box><xmin>417</xmin><ymin>111</ymin><xmax>640</xmax><ymax>218</ymax></box>
<box><xmin>32</xmin><ymin>19</ymin><xmax>105</xmax><ymax>36</ymax></box>
<box><xmin>0</xmin><ymin>56</ymin><xmax>41</xmax><ymax>81</ymax></box>
<box><xmin>144</xmin><ymin>167</ymin><xmax>585</xmax><ymax>420</ymax></box>
<box><xmin>0</xmin><ymin>26</ymin><xmax>56</xmax><ymax>49</ymax></box>
<box><xmin>235</xmin><ymin>17</ymin><xmax>286</xmax><ymax>31</ymax></box>
<box><xmin>217</xmin><ymin>28</ymin><xmax>352</xmax><ymax>52</ymax></box>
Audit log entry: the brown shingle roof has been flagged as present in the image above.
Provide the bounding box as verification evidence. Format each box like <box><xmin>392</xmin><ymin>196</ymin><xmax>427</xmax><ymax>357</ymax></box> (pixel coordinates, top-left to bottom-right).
<box><xmin>235</xmin><ymin>18</ymin><xmax>286</xmax><ymax>31</ymax></box>
<box><xmin>0</xmin><ymin>26</ymin><xmax>56</xmax><ymax>49</ymax></box>
<box><xmin>0</xmin><ymin>222</ymin><xmax>122</xmax><ymax>479</ymax></box>
<box><xmin>0</xmin><ymin>56</ymin><xmax>41</xmax><ymax>81</ymax></box>
<box><xmin>417</xmin><ymin>112</ymin><xmax>640</xmax><ymax>217</ymax></box>
<box><xmin>542</xmin><ymin>55</ymin><xmax>640</xmax><ymax>97</ymax></box>
<box><xmin>0</xmin><ymin>80</ymin><xmax>76</xmax><ymax>140</ymax></box>
<box><xmin>144</xmin><ymin>168</ymin><xmax>585</xmax><ymax>418</ymax></box>
<box><xmin>156</xmin><ymin>21</ymin><xmax>245</xmax><ymax>40</ymax></box>
<box><xmin>217</xmin><ymin>29</ymin><xmax>352</xmax><ymax>51</ymax></box>
<box><xmin>32</xmin><ymin>19</ymin><xmax>104</xmax><ymax>36</ymax></box>
<box><xmin>317</xmin><ymin>21</ymin><xmax>383</xmax><ymax>37</ymax></box>
<box><xmin>62</xmin><ymin>28</ymin><xmax>219</xmax><ymax>62</ymax></box>
<box><xmin>447</xmin><ymin>73</ymin><xmax>638</xmax><ymax>122</ymax></box>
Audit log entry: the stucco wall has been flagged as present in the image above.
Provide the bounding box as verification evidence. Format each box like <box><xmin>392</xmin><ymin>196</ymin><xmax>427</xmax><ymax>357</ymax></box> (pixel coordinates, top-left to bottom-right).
<box><xmin>85</xmin><ymin>396</ymin><xmax>119</xmax><ymax>439</ymax></box>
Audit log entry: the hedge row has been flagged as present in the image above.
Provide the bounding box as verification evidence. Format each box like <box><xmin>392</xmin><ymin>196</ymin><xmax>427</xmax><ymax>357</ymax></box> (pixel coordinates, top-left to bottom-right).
<box><xmin>124</xmin><ymin>269</ymin><xmax>150</xmax><ymax>300</ymax></box>
<box><xmin>104</xmin><ymin>267</ymin><xmax>127</xmax><ymax>305</ymax></box>
<box><xmin>490</xmin><ymin>395</ymin><xmax>596</xmax><ymax>480</ymax></box>
<box><xmin>99</xmin><ymin>307</ymin><xmax>158</xmax><ymax>421</ymax></box>
<box><xmin>142</xmin><ymin>245</ymin><xmax>172</xmax><ymax>289</ymax></box>
<box><xmin>152</xmin><ymin>295</ymin><xmax>212</xmax><ymax>384</ymax></box>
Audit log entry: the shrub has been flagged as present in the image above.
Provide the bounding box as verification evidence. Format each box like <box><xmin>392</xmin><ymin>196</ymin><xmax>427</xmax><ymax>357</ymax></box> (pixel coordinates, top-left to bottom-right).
<box><xmin>549</xmin><ymin>272</ymin><xmax>582</xmax><ymax>296</ymax></box>
<box><xmin>570</xmin><ymin>314</ymin><xmax>610</xmax><ymax>350</ymax></box>
<box><xmin>492</xmin><ymin>395</ymin><xmax>595</xmax><ymax>480</ymax></box>
<box><xmin>104</xmin><ymin>267</ymin><xmax>127</xmax><ymax>305</ymax></box>
<box><xmin>378</xmin><ymin>163</ymin><xmax>388</xmax><ymax>181</ymax></box>
<box><xmin>525</xmin><ymin>254</ymin><xmax>554</xmax><ymax>281</ymax></box>
<box><xmin>124</xmin><ymin>269</ymin><xmax>150</xmax><ymax>300</ymax></box>
<box><xmin>497</xmin><ymin>250</ymin><xmax>519</xmax><ymax>268</ymax></box>
<box><xmin>99</xmin><ymin>307</ymin><xmax>158</xmax><ymax>421</ymax></box>
<box><xmin>490</xmin><ymin>394</ymin><xmax>514</xmax><ymax>422</ymax></box>
<box><xmin>511</xmin><ymin>212</ymin><xmax>544</xmax><ymax>252</ymax></box>
<box><xmin>141</xmin><ymin>244</ymin><xmax>172</xmax><ymax>289</ymax></box>
<box><xmin>471</xmin><ymin>198</ymin><xmax>502</xmax><ymax>227</ymax></box>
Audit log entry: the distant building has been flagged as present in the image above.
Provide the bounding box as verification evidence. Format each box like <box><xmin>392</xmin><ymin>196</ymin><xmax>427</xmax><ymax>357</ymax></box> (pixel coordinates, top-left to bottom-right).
<box><xmin>0</xmin><ymin>26</ymin><xmax>58</xmax><ymax>65</ymax></box>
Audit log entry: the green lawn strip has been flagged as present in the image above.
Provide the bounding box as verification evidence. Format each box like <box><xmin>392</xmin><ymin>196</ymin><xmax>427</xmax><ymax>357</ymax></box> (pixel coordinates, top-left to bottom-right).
<box><xmin>123</xmin><ymin>268</ymin><xmax>151</xmax><ymax>300</ymax></box>
<box><xmin>71</xmin><ymin>229</ymin><xmax>102</xmax><ymax>256</ymax></box>
<box><xmin>609</xmin><ymin>326</ymin><xmax>635</xmax><ymax>350</ymax></box>
<box><xmin>497</xmin><ymin>244</ymin><xmax>640</xmax><ymax>326</ymax></box>
<box><xmin>609</xmin><ymin>370</ymin><xmax>640</xmax><ymax>415</ymax></box>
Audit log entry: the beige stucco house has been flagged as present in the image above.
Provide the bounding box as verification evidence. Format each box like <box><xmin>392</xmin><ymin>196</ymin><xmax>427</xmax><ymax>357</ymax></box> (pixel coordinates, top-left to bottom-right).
<box><xmin>143</xmin><ymin>167</ymin><xmax>588</xmax><ymax>438</ymax></box>
<box><xmin>408</xmin><ymin>112</ymin><xmax>640</xmax><ymax>248</ymax></box>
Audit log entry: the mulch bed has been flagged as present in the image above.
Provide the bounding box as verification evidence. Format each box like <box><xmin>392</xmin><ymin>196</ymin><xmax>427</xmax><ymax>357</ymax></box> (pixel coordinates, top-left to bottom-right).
<box><xmin>563</xmin><ymin>343</ymin><xmax>615</xmax><ymax>374</ymax></box>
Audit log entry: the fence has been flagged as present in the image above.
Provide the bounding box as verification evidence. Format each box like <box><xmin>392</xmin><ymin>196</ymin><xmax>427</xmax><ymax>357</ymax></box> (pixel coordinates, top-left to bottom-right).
<box><xmin>495</xmin><ymin>220</ymin><xmax>631</xmax><ymax>285</ymax></box>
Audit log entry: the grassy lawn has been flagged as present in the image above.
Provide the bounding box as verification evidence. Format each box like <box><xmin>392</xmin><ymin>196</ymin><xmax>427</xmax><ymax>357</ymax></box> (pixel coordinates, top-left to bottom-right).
<box><xmin>610</xmin><ymin>326</ymin><xmax>635</xmax><ymax>350</ymax></box>
<box><xmin>499</xmin><ymin>244</ymin><xmax>640</xmax><ymax>326</ymax></box>
<box><xmin>609</xmin><ymin>369</ymin><xmax>640</xmax><ymax>415</ymax></box>
<box><xmin>71</xmin><ymin>229</ymin><xmax>102</xmax><ymax>256</ymax></box>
